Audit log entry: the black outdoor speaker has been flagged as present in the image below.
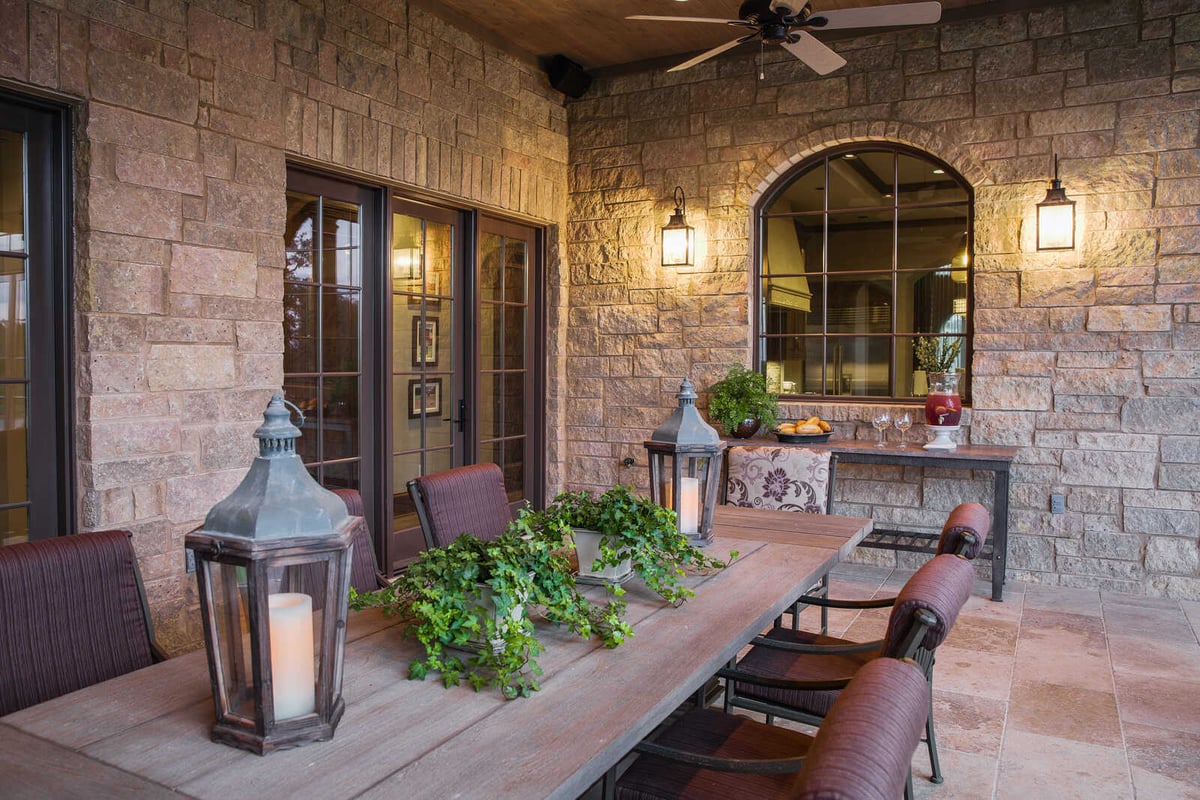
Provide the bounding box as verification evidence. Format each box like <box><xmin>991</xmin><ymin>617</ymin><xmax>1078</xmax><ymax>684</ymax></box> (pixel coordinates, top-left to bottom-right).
<box><xmin>546</xmin><ymin>55</ymin><xmax>591</xmax><ymax>99</ymax></box>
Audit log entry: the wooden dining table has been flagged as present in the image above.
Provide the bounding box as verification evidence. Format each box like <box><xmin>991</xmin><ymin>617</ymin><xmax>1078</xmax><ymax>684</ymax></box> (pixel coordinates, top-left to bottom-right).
<box><xmin>0</xmin><ymin>507</ymin><xmax>871</xmax><ymax>800</ymax></box>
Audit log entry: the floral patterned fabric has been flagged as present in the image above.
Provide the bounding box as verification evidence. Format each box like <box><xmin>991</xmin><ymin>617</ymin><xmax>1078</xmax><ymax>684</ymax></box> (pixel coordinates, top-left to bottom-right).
<box><xmin>725</xmin><ymin>446</ymin><xmax>833</xmax><ymax>514</ymax></box>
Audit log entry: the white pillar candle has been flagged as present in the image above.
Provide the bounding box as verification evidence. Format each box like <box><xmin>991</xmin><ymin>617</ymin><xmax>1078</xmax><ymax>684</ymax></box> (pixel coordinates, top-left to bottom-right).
<box><xmin>679</xmin><ymin>476</ymin><xmax>700</xmax><ymax>534</ymax></box>
<box><xmin>268</xmin><ymin>592</ymin><xmax>316</xmax><ymax>720</ymax></box>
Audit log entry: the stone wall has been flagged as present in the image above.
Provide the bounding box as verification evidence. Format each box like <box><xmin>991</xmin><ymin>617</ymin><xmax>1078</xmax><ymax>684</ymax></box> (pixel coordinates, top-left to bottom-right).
<box><xmin>3</xmin><ymin>0</ymin><xmax>569</xmax><ymax>651</ymax></box>
<box><xmin>566</xmin><ymin>0</ymin><xmax>1200</xmax><ymax>597</ymax></box>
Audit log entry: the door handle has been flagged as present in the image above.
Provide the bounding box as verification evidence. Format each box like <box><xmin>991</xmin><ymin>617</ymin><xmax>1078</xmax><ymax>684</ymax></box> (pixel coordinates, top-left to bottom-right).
<box><xmin>453</xmin><ymin>399</ymin><xmax>467</xmax><ymax>432</ymax></box>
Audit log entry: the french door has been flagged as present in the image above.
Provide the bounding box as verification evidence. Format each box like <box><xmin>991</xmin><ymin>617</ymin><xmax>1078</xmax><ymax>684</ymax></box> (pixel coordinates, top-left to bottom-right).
<box><xmin>386</xmin><ymin>201</ymin><xmax>542</xmax><ymax>566</ymax></box>
<box><xmin>0</xmin><ymin>93</ymin><xmax>71</xmax><ymax>545</ymax></box>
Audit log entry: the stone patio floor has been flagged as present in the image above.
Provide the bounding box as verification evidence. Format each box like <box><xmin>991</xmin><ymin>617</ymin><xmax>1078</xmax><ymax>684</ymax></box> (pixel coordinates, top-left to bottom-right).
<box><xmin>803</xmin><ymin>562</ymin><xmax>1200</xmax><ymax>800</ymax></box>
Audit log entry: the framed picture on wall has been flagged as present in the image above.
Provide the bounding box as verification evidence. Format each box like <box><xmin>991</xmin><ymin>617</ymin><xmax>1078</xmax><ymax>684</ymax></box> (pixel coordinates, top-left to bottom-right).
<box><xmin>407</xmin><ymin>378</ymin><xmax>442</xmax><ymax>419</ymax></box>
<box><xmin>411</xmin><ymin>316</ymin><xmax>439</xmax><ymax>367</ymax></box>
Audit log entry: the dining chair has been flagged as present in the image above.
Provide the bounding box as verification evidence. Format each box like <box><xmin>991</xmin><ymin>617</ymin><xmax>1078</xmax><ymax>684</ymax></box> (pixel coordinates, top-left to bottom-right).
<box><xmin>407</xmin><ymin>462</ymin><xmax>513</xmax><ymax>550</ymax></box>
<box><xmin>330</xmin><ymin>488</ymin><xmax>390</xmax><ymax>591</ymax></box>
<box><xmin>0</xmin><ymin>530</ymin><xmax>164</xmax><ymax>716</ymax></box>
<box><xmin>723</xmin><ymin>445</ymin><xmax>837</xmax><ymax>514</ymax></box>
<box><xmin>804</xmin><ymin>501</ymin><xmax>991</xmax><ymax>635</ymax></box>
<box><xmin>615</xmin><ymin>656</ymin><xmax>929</xmax><ymax>800</ymax></box>
<box><xmin>722</xmin><ymin>551</ymin><xmax>976</xmax><ymax>788</ymax></box>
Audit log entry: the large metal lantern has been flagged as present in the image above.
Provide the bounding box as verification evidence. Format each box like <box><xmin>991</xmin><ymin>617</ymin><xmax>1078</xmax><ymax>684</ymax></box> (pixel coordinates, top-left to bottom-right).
<box><xmin>185</xmin><ymin>393</ymin><xmax>361</xmax><ymax>755</ymax></box>
<box><xmin>645</xmin><ymin>378</ymin><xmax>726</xmax><ymax>546</ymax></box>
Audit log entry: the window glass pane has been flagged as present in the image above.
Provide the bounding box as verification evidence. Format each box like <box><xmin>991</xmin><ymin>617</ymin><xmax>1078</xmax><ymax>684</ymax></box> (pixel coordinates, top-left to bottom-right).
<box><xmin>0</xmin><ymin>259</ymin><xmax>26</xmax><ymax>380</ymax></box>
<box><xmin>828</xmin><ymin>151</ymin><xmax>893</xmax><ymax>210</ymax></box>
<box><xmin>321</xmin><ymin>459</ymin><xmax>358</xmax><ymax>492</ymax></box>
<box><xmin>481</xmin><ymin>439</ymin><xmax>525</xmax><ymax>500</ymax></box>
<box><xmin>284</xmin><ymin>192</ymin><xmax>317</xmax><ymax>280</ymax></box>
<box><xmin>828</xmin><ymin>209</ymin><xmax>892</xmax><ymax>272</ymax></box>
<box><xmin>903</xmin><ymin>269</ymin><xmax>967</xmax><ymax>335</ymax></box>
<box><xmin>765</xmin><ymin>162</ymin><xmax>825</xmax><ymax>214</ymax></box>
<box><xmin>481</xmin><ymin>301</ymin><xmax>501</xmax><ymax>371</ymax></box>
<box><xmin>504</xmin><ymin>238</ymin><xmax>526</xmax><ymax>304</ymax></box>
<box><xmin>827</xmin><ymin>274</ymin><xmax>891</xmax><ymax>334</ymax></box>
<box><xmin>0</xmin><ymin>383</ymin><xmax>26</xmax><ymax>504</ymax></box>
<box><xmin>503</xmin><ymin>306</ymin><xmax>524</xmax><ymax>370</ymax></box>
<box><xmin>391</xmin><ymin>214</ymin><xmax>423</xmax><ymax>294</ymax></box>
<box><xmin>321</xmin><ymin>200</ymin><xmax>360</xmax><ymax>286</ymax></box>
<box><xmin>321</xmin><ymin>287</ymin><xmax>360</xmax><ymax>373</ymax></box>
<box><xmin>898</xmin><ymin>153</ymin><xmax>967</xmax><ymax>204</ymax></box>
<box><xmin>321</xmin><ymin>376</ymin><xmax>358</xmax><ymax>461</ymax></box>
<box><xmin>897</xmin><ymin>207</ymin><xmax>969</xmax><ymax>270</ymax></box>
<box><xmin>828</xmin><ymin>336</ymin><xmax>890</xmax><ymax>397</ymax></box>
<box><xmin>283</xmin><ymin>284</ymin><xmax>317</xmax><ymax>374</ymax></box>
<box><xmin>480</xmin><ymin>231</ymin><xmax>502</xmax><ymax>303</ymax></box>
<box><xmin>0</xmin><ymin>130</ymin><xmax>25</xmax><ymax>253</ymax></box>
<box><xmin>0</xmin><ymin>506</ymin><xmax>27</xmax><ymax>546</ymax></box>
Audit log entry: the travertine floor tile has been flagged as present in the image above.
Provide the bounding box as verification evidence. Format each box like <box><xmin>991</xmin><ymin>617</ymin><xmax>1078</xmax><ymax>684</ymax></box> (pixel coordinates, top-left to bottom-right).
<box><xmin>1114</xmin><ymin>672</ymin><xmax>1200</xmax><ymax>734</ymax></box>
<box><xmin>1106</xmin><ymin>634</ymin><xmax>1200</xmax><ymax>681</ymax></box>
<box><xmin>1123</xmin><ymin>722</ymin><xmax>1200</xmax><ymax>790</ymax></box>
<box><xmin>1007</xmin><ymin>680</ymin><xmax>1122</xmax><ymax>746</ymax></box>
<box><xmin>944</xmin><ymin>615</ymin><xmax>1019</xmax><ymax>655</ymax></box>
<box><xmin>1023</xmin><ymin>584</ymin><xmax>1102</xmax><ymax>617</ymax></box>
<box><xmin>930</xmin><ymin>688</ymin><xmax>1006</xmax><ymax>758</ymax></box>
<box><xmin>911</xmin><ymin>746</ymin><xmax>998</xmax><ymax>798</ymax></box>
<box><xmin>935</xmin><ymin>645</ymin><xmax>1013</xmax><ymax>701</ymax></box>
<box><xmin>998</xmin><ymin>730</ymin><xmax>1131</xmax><ymax>800</ymax></box>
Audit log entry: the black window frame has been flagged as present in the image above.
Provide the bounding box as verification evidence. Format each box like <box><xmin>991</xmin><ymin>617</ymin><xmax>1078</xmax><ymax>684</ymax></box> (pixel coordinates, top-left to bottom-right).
<box><xmin>753</xmin><ymin>142</ymin><xmax>974</xmax><ymax>404</ymax></box>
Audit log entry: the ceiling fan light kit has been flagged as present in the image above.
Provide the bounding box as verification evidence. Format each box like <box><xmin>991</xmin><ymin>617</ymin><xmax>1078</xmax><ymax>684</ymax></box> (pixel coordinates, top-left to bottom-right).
<box><xmin>628</xmin><ymin>1</ymin><xmax>941</xmax><ymax>76</ymax></box>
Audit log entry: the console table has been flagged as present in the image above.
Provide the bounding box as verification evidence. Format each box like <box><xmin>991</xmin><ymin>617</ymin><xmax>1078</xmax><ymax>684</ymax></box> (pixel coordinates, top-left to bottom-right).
<box><xmin>730</xmin><ymin>439</ymin><xmax>1016</xmax><ymax>601</ymax></box>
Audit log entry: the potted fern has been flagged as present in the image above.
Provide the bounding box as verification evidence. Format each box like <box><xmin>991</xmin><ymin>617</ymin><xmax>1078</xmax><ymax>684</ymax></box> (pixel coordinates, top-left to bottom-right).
<box><xmin>350</xmin><ymin>515</ymin><xmax>630</xmax><ymax>699</ymax></box>
<box><xmin>706</xmin><ymin>364</ymin><xmax>779</xmax><ymax>438</ymax></box>
<box><xmin>534</xmin><ymin>486</ymin><xmax>733</xmax><ymax>605</ymax></box>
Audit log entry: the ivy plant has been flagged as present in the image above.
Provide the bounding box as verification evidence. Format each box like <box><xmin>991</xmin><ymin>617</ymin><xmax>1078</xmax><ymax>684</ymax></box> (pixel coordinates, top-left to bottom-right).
<box><xmin>350</xmin><ymin>515</ymin><xmax>630</xmax><ymax>699</ymax></box>
<box><xmin>534</xmin><ymin>485</ymin><xmax>735</xmax><ymax>606</ymax></box>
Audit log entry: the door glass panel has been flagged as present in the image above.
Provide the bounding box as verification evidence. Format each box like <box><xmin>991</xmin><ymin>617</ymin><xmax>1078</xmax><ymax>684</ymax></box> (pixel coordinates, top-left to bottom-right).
<box><xmin>390</xmin><ymin>208</ymin><xmax>457</xmax><ymax>548</ymax></box>
<box><xmin>481</xmin><ymin>438</ymin><xmax>525</xmax><ymax>500</ymax></box>
<box><xmin>0</xmin><ymin>257</ymin><xmax>26</xmax><ymax>380</ymax></box>
<box><xmin>0</xmin><ymin>383</ymin><xmax>26</xmax><ymax>503</ymax></box>
<box><xmin>503</xmin><ymin>239</ymin><xmax>526</xmax><ymax>304</ymax></box>
<box><xmin>0</xmin><ymin>131</ymin><xmax>25</xmax><ymax>252</ymax></box>
<box><xmin>283</xmin><ymin>186</ymin><xmax>362</xmax><ymax>490</ymax></box>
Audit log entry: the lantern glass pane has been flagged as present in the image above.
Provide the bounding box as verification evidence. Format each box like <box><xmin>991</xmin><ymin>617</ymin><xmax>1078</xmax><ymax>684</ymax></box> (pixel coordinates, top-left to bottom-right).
<box><xmin>209</xmin><ymin>561</ymin><xmax>256</xmax><ymax>724</ymax></box>
<box><xmin>1037</xmin><ymin>201</ymin><xmax>1074</xmax><ymax>250</ymax></box>
<box><xmin>274</xmin><ymin>559</ymin><xmax>330</xmax><ymax>720</ymax></box>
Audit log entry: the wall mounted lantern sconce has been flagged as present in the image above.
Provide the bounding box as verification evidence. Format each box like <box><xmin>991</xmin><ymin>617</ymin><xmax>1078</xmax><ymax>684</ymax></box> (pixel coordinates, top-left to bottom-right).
<box><xmin>1036</xmin><ymin>155</ymin><xmax>1076</xmax><ymax>251</ymax></box>
<box><xmin>661</xmin><ymin>186</ymin><xmax>695</xmax><ymax>267</ymax></box>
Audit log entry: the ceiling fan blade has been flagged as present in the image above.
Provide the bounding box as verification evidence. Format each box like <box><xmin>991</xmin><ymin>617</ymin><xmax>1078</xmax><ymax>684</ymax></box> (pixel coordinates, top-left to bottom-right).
<box><xmin>781</xmin><ymin>30</ymin><xmax>847</xmax><ymax>75</ymax></box>
<box><xmin>626</xmin><ymin>15</ymin><xmax>742</xmax><ymax>24</ymax></box>
<box><xmin>668</xmin><ymin>34</ymin><xmax>757</xmax><ymax>72</ymax></box>
<box><xmin>811</xmin><ymin>1</ymin><xmax>942</xmax><ymax>31</ymax></box>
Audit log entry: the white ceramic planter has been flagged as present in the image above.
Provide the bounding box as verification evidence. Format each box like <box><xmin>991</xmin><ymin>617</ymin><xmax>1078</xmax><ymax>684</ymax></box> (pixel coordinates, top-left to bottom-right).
<box><xmin>449</xmin><ymin>582</ymin><xmax>527</xmax><ymax>656</ymax></box>
<box><xmin>571</xmin><ymin>528</ymin><xmax>634</xmax><ymax>585</ymax></box>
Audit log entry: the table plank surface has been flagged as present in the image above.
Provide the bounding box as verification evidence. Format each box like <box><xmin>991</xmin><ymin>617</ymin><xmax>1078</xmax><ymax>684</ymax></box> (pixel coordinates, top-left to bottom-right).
<box><xmin>0</xmin><ymin>512</ymin><xmax>871</xmax><ymax>800</ymax></box>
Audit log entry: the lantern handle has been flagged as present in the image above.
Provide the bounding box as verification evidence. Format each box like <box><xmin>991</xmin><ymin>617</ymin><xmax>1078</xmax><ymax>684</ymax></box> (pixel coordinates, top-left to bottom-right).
<box><xmin>281</xmin><ymin>395</ymin><xmax>305</xmax><ymax>427</ymax></box>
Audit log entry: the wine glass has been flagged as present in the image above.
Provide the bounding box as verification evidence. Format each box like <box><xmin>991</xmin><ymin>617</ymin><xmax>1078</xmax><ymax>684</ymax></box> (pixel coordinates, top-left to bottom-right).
<box><xmin>894</xmin><ymin>412</ymin><xmax>912</xmax><ymax>448</ymax></box>
<box><xmin>871</xmin><ymin>411</ymin><xmax>891</xmax><ymax>448</ymax></box>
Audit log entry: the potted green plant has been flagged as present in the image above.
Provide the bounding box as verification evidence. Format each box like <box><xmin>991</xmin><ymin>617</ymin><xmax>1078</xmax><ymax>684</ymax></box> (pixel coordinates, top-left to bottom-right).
<box><xmin>914</xmin><ymin>336</ymin><xmax>963</xmax><ymax>374</ymax></box>
<box><xmin>350</xmin><ymin>518</ymin><xmax>630</xmax><ymax>699</ymax></box>
<box><xmin>706</xmin><ymin>363</ymin><xmax>779</xmax><ymax>438</ymax></box>
<box><xmin>534</xmin><ymin>486</ymin><xmax>733</xmax><ymax>605</ymax></box>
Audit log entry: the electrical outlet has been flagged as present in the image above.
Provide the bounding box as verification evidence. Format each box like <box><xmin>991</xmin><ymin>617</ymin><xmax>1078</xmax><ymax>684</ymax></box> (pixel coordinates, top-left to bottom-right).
<box><xmin>1050</xmin><ymin>494</ymin><xmax>1066</xmax><ymax>515</ymax></box>
<box><xmin>185</xmin><ymin>548</ymin><xmax>196</xmax><ymax>573</ymax></box>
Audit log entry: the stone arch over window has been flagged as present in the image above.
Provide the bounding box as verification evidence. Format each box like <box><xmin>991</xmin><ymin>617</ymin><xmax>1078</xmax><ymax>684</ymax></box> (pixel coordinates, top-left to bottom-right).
<box><xmin>752</xmin><ymin>139</ymin><xmax>975</xmax><ymax>402</ymax></box>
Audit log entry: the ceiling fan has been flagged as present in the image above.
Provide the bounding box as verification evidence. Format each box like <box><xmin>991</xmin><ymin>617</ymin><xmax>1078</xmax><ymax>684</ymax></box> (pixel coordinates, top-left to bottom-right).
<box><xmin>628</xmin><ymin>1</ymin><xmax>942</xmax><ymax>75</ymax></box>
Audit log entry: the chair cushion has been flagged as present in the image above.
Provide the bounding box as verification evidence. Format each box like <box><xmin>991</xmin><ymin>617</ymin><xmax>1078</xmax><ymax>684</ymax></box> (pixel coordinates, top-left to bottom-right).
<box><xmin>935</xmin><ymin>502</ymin><xmax>991</xmax><ymax>560</ymax></box>
<box><xmin>882</xmin><ymin>553</ymin><xmax>975</xmax><ymax>658</ymax></box>
<box><xmin>615</xmin><ymin>708</ymin><xmax>814</xmax><ymax>800</ymax></box>
<box><xmin>413</xmin><ymin>463</ymin><xmax>512</xmax><ymax>549</ymax></box>
<box><xmin>726</xmin><ymin>447</ymin><xmax>832</xmax><ymax>514</ymax></box>
<box><xmin>732</xmin><ymin>629</ymin><xmax>880</xmax><ymax>718</ymax></box>
<box><xmin>0</xmin><ymin>531</ymin><xmax>155</xmax><ymax>715</ymax></box>
<box><xmin>794</xmin><ymin>658</ymin><xmax>929</xmax><ymax>800</ymax></box>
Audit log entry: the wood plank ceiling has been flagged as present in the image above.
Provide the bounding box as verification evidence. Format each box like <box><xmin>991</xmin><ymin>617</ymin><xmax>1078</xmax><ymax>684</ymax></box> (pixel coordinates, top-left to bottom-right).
<box><xmin>416</xmin><ymin>0</ymin><xmax>1061</xmax><ymax>73</ymax></box>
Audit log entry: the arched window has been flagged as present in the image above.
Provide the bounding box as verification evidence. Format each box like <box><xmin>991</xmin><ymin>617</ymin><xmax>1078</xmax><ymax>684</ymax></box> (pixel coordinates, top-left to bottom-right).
<box><xmin>756</xmin><ymin>143</ymin><xmax>972</xmax><ymax>401</ymax></box>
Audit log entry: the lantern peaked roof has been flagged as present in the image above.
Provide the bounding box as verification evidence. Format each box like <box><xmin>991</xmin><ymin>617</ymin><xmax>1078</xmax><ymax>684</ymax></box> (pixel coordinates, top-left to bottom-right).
<box><xmin>200</xmin><ymin>393</ymin><xmax>349</xmax><ymax>541</ymax></box>
<box><xmin>650</xmin><ymin>378</ymin><xmax>722</xmax><ymax>446</ymax></box>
